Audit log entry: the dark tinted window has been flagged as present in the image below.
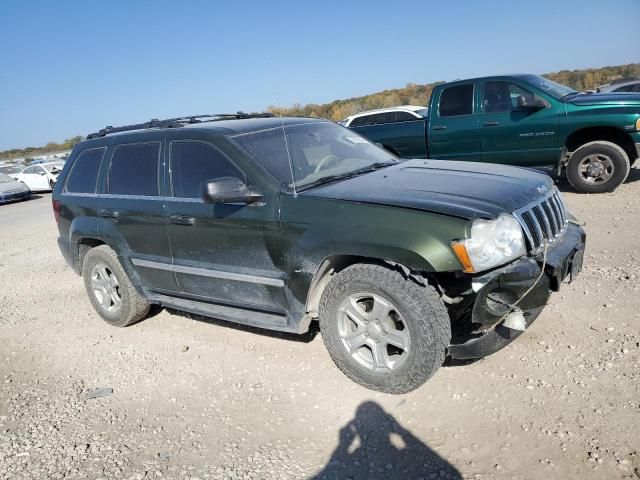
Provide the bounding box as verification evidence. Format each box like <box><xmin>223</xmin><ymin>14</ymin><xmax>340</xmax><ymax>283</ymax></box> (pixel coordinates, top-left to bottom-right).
<box><xmin>108</xmin><ymin>143</ymin><xmax>160</xmax><ymax>196</ymax></box>
<box><xmin>349</xmin><ymin>116</ymin><xmax>371</xmax><ymax>127</ymax></box>
<box><xmin>231</xmin><ymin>128</ymin><xmax>294</xmax><ymax>186</ymax></box>
<box><xmin>395</xmin><ymin>111</ymin><xmax>418</xmax><ymax>122</ymax></box>
<box><xmin>65</xmin><ymin>148</ymin><xmax>105</xmax><ymax>193</ymax></box>
<box><xmin>614</xmin><ymin>84</ymin><xmax>639</xmax><ymax>92</ymax></box>
<box><xmin>171</xmin><ymin>141</ymin><xmax>244</xmax><ymax>198</ymax></box>
<box><xmin>439</xmin><ymin>84</ymin><xmax>474</xmax><ymax>117</ymax></box>
<box><xmin>369</xmin><ymin>112</ymin><xmax>395</xmax><ymax>124</ymax></box>
<box><xmin>482</xmin><ymin>81</ymin><xmax>531</xmax><ymax>113</ymax></box>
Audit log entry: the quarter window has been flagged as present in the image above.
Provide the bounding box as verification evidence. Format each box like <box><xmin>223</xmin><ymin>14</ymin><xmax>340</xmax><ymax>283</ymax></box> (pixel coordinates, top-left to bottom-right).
<box><xmin>65</xmin><ymin>148</ymin><xmax>106</xmax><ymax>194</ymax></box>
<box><xmin>349</xmin><ymin>116</ymin><xmax>371</xmax><ymax>127</ymax></box>
<box><xmin>395</xmin><ymin>111</ymin><xmax>418</xmax><ymax>122</ymax></box>
<box><xmin>170</xmin><ymin>141</ymin><xmax>244</xmax><ymax>198</ymax></box>
<box><xmin>108</xmin><ymin>143</ymin><xmax>160</xmax><ymax>196</ymax></box>
<box><xmin>439</xmin><ymin>84</ymin><xmax>474</xmax><ymax>117</ymax></box>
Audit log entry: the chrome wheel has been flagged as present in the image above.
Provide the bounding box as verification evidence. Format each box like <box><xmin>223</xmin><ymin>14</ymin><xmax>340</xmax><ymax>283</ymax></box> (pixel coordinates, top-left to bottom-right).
<box><xmin>337</xmin><ymin>292</ymin><xmax>410</xmax><ymax>372</ymax></box>
<box><xmin>578</xmin><ymin>153</ymin><xmax>614</xmax><ymax>184</ymax></box>
<box><xmin>90</xmin><ymin>264</ymin><xmax>122</xmax><ymax>312</ymax></box>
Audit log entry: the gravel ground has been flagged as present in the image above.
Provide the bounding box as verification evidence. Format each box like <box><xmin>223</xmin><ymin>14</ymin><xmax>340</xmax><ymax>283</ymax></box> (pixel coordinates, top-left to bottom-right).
<box><xmin>1</xmin><ymin>173</ymin><xmax>639</xmax><ymax>480</ymax></box>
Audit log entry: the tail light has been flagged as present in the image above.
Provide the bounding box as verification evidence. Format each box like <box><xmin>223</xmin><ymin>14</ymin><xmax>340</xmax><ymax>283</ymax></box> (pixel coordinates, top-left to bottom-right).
<box><xmin>52</xmin><ymin>199</ymin><xmax>61</xmax><ymax>224</ymax></box>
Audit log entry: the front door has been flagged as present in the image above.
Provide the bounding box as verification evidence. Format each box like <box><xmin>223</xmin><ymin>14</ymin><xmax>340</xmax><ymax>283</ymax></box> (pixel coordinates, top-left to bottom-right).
<box><xmin>163</xmin><ymin>136</ymin><xmax>287</xmax><ymax>314</ymax></box>
<box><xmin>20</xmin><ymin>165</ymin><xmax>50</xmax><ymax>190</ymax></box>
<box><xmin>479</xmin><ymin>80</ymin><xmax>561</xmax><ymax>167</ymax></box>
<box><xmin>428</xmin><ymin>82</ymin><xmax>481</xmax><ymax>161</ymax></box>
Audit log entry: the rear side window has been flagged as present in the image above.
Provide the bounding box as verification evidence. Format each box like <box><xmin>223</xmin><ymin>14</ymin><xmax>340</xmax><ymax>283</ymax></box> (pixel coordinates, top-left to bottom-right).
<box><xmin>170</xmin><ymin>141</ymin><xmax>244</xmax><ymax>198</ymax></box>
<box><xmin>108</xmin><ymin>142</ymin><xmax>160</xmax><ymax>196</ymax></box>
<box><xmin>65</xmin><ymin>147</ymin><xmax>106</xmax><ymax>193</ymax></box>
<box><xmin>439</xmin><ymin>84</ymin><xmax>474</xmax><ymax>117</ymax></box>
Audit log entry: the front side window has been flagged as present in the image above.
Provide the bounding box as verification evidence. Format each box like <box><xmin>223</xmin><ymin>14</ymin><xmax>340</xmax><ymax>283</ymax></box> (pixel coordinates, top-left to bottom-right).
<box><xmin>439</xmin><ymin>84</ymin><xmax>474</xmax><ymax>117</ymax></box>
<box><xmin>65</xmin><ymin>148</ymin><xmax>106</xmax><ymax>194</ymax></box>
<box><xmin>230</xmin><ymin>121</ymin><xmax>397</xmax><ymax>190</ymax></box>
<box><xmin>482</xmin><ymin>81</ymin><xmax>531</xmax><ymax>113</ymax></box>
<box><xmin>171</xmin><ymin>141</ymin><xmax>244</xmax><ymax>198</ymax></box>
<box><xmin>349</xmin><ymin>116</ymin><xmax>371</xmax><ymax>127</ymax></box>
<box><xmin>108</xmin><ymin>142</ymin><xmax>160</xmax><ymax>196</ymax></box>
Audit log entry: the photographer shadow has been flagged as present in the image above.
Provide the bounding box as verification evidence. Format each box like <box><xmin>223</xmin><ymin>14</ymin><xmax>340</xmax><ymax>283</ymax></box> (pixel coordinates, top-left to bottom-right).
<box><xmin>311</xmin><ymin>401</ymin><xmax>461</xmax><ymax>480</ymax></box>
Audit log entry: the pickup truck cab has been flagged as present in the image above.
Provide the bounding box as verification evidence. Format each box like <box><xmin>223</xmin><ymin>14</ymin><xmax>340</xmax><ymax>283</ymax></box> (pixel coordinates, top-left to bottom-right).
<box><xmin>349</xmin><ymin>74</ymin><xmax>640</xmax><ymax>193</ymax></box>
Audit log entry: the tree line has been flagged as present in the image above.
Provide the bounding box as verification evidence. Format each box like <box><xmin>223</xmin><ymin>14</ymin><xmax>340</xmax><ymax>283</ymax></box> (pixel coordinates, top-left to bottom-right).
<box><xmin>2</xmin><ymin>63</ymin><xmax>638</xmax><ymax>160</ymax></box>
<box><xmin>267</xmin><ymin>63</ymin><xmax>640</xmax><ymax>121</ymax></box>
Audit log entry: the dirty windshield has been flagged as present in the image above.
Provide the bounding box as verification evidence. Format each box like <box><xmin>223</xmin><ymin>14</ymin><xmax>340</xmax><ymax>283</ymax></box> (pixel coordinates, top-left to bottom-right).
<box><xmin>230</xmin><ymin>121</ymin><xmax>397</xmax><ymax>191</ymax></box>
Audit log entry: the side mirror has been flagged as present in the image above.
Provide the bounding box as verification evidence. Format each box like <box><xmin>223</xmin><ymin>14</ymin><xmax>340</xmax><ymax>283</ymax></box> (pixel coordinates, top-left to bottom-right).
<box><xmin>202</xmin><ymin>177</ymin><xmax>263</xmax><ymax>205</ymax></box>
<box><xmin>516</xmin><ymin>93</ymin><xmax>548</xmax><ymax>110</ymax></box>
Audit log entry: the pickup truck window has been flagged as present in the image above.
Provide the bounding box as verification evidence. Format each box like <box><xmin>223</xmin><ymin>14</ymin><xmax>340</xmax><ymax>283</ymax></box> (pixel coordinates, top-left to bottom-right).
<box><xmin>170</xmin><ymin>141</ymin><xmax>244</xmax><ymax>198</ymax></box>
<box><xmin>439</xmin><ymin>84</ymin><xmax>474</xmax><ymax>117</ymax></box>
<box><xmin>482</xmin><ymin>81</ymin><xmax>531</xmax><ymax>113</ymax></box>
<box><xmin>516</xmin><ymin>74</ymin><xmax>575</xmax><ymax>99</ymax></box>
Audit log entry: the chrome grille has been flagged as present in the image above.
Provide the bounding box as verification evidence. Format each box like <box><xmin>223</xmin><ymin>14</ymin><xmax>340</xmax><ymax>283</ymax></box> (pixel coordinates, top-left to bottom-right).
<box><xmin>514</xmin><ymin>188</ymin><xmax>568</xmax><ymax>254</ymax></box>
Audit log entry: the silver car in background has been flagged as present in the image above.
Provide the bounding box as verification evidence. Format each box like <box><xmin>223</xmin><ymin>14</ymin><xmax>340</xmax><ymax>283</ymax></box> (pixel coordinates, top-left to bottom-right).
<box><xmin>0</xmin><ymin>173</ymin><xmax>31</xmax><ymax>204</ymax></box>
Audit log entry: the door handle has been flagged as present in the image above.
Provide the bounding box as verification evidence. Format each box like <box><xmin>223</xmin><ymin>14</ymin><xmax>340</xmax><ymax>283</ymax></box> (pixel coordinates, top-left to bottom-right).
<box><xmin>98</xmin><ymin>209</ymin><xmax>120</xmax><ymax>219</ymax></box>
<box><xmin>483</xmin><ymin>121</ymin><xmax>500</xmax><ymax>126</ymax></box>
<box><xmin>169</xmin><ymin>214</ymin><xmax>195</xmax><ymax>226</ymax></box>
<box><xmin>432</xmin><ymin>125</ymin><xmax>447</xmax><ymax>131</ymax></box>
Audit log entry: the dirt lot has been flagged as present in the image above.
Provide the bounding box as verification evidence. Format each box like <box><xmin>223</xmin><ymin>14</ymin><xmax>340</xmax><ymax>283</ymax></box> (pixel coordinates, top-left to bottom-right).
<box><xmin>1</xmin><ymin>173</ymin><xmax>639</xmax><ymax>480</ymax></box>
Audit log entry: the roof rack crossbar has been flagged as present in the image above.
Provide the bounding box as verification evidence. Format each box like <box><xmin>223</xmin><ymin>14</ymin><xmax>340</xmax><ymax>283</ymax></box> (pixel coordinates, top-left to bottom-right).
<box><xmin>86</xmin><ymin>112</ymin><xmax>274</xmax><ymax>139</ymax></box>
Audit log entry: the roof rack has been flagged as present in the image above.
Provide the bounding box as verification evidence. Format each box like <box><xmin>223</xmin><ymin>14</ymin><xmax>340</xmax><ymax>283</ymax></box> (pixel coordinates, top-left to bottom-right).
<box><xmin>86</xmin><ymin>112</ymin><xmax>275</xmax><ymax>139</ymax></box>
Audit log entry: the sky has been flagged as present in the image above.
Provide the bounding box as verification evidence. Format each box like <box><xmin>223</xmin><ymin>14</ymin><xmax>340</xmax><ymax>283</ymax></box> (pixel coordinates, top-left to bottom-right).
<box><xmin>0</xmin><ymin>0</ymin><xmax>638</xmax><ymax>151</ymax></box>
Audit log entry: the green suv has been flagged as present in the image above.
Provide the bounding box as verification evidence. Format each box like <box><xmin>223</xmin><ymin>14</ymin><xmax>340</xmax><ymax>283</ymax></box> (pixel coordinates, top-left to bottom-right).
<box><xmin>52</xmin><ymin>114</ymin><xmax>586</xmax><ymax>393</ymax></box>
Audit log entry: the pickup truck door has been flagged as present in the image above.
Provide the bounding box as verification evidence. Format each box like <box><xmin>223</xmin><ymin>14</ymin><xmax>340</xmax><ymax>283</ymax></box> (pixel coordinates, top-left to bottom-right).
<box><xmin>478</xmin><ymin>80</ymin><xmax>561</xmax><ymax>167</ymax></box>
<box><xmin>163</xmin><ymin>135</ymin><xmax>288</xmax><ymax>315</ymax></box>
<box><xmin>428</xmin><ymin>82</ymin><xmax>481</xmax><ymax>161</ymax></box>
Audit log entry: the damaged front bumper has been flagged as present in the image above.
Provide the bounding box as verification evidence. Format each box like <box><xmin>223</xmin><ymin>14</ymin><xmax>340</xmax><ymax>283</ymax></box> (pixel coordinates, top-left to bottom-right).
<box><xmin>448</xmin><ymin>221</ymin><xmax>586</xmax><ymax>360</ymax></box>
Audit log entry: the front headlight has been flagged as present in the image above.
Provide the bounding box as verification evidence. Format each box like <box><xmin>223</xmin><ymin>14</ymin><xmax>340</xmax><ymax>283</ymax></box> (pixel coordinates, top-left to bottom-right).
<box><xmin>452</xmin><ymin>214</ymin><xmax>526</xmax><ymax>273</ymax></box>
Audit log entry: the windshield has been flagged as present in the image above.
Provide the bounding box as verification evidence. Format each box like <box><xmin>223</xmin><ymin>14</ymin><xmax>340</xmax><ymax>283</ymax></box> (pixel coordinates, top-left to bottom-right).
<box><xmin>0</xmin><ymin>173</ymin><xmax>16</xmax><ymax>183</ymax></box>
<box><xmin>229</xmin><ymin>121</ymin><xmax>397</xmax><ymax>190</ymax></box>
<box><xmin>43</xmin><ymin>162</ymin><xmax>64</xmax><ymax>172</ymax></box>
<box><xmin>517</xmin><ymin>74</ymin><xmax>576</xmax><ymax>99</ymax></box>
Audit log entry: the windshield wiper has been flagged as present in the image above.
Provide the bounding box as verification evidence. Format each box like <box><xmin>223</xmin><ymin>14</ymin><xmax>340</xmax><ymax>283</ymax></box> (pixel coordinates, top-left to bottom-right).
<box><xmin>297</xmin><ymin>162</ymin><xmax>394</xmax><ymax>192</ymax></box>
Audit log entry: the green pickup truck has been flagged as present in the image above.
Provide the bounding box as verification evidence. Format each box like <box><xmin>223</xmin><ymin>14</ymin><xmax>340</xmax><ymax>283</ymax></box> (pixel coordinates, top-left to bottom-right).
<box><xmin>348</xmin><ymin>74</ymin><xmax>640</xmax><ymax>193</ymax></box>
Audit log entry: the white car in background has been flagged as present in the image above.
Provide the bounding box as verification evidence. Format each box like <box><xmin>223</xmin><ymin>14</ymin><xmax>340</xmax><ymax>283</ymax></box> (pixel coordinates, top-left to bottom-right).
<box><xmin>339</xmin><ymin>105</ymin><xmax>429</xmax><ymax>127</ymax></box>
<box><xmin>12</xmin><ymin>161</ymin><xmax>65</xmax><ymax>192</ymax></box>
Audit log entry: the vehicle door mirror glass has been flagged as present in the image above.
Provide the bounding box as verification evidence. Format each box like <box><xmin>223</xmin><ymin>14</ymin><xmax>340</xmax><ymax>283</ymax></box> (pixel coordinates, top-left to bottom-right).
<box><xmin>516</xmin><ymin>93</ymin><xmax>548</xmax><ymax>110</ymax></box>
<box><xmin>202</xmin><ymin>177</ymin><xmax>263</xmax><ymax>205</ymax></box>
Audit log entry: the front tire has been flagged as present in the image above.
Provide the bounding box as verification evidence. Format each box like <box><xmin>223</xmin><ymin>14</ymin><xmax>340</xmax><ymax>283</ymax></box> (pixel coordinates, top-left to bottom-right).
<box><xmin>319</xmin><ymin>264</ymin><xmax>451</xmax><ymax>394</ymax></box>
<box><xmin>566</xmin><ymin>141</ymin><xmax>630</xmax><ymax>193</ymax></box>
<box><xmin>82</xmin><ymin>245</ymin><xmax>150</xmax><ymax>327</ymax></box>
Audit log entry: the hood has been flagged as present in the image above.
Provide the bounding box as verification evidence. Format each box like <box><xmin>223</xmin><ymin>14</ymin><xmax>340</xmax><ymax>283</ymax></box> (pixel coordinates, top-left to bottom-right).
<box><xmin>0</xmin><ymin>179</ymin><xmax>30</xmax><ymax>193</ymax></box>
<box><xmin>301</xmin><ymin>159</ymin><xmax>555</xmax><ymax>220</ymax></box>
<box><xmin>567</xmin><ymin>92</ymin><xmax>640</xmax><ymax>106</ymax></box>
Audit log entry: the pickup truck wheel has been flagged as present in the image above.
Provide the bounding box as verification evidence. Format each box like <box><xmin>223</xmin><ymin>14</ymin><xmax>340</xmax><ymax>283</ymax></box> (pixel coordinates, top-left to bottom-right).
<box><xmin>319</xmin><ymin>264</ymin><xmax>451</xmax><ymax>394</ymax></box>
<box><xmin>566</xmin><ymin>141</ymin><xmax>630</xmax><ymax>193</ymax></box>
<box><xmin>82</xmin><ymin>245</ymin><xmax>150</xmax><ymax>327</ymax></box>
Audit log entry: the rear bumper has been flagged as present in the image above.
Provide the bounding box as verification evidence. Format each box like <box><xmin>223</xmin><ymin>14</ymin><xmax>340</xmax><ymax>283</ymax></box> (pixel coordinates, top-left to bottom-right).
<box><xmin>449</xmin><ymin>221</ymin><xmax>586</xmax><ymax>359</ymax></box>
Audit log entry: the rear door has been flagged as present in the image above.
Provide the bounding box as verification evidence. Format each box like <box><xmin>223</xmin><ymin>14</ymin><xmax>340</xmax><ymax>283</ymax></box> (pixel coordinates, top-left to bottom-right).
<box><xmin>163</xmin><ymin>133</ymin><xmax>288</xmax><ymax>314</ymax></box>
<box><xmin>478</xmin><ymin>80</ymin><xmax>561</xmax><ymax>166</ymax></box>
<box><xmin>428</xmin><ymin>83</ymin><xmax>481</xmax><ymax>160</ymax></box>
<box><xmin>98</xmin><ymin>138</ymin><xmax>178</xmax><ymax>292</ymax></box>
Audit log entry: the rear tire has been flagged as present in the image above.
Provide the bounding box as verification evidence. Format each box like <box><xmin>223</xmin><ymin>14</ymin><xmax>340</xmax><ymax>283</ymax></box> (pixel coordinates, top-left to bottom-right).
<box><xmin>82</xmin><ymin>245</ymin><xmax>150</xmax><ymax>327</ymax></box>
<box><xmin>319</xmin><ymin>263</ymin><xmax>451</xmax><ymax>394</ymax></box>
<box><xmin>566</xmin><ymin>141</ymin><xmax>630</xmax><ymax>193</ymax></box>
